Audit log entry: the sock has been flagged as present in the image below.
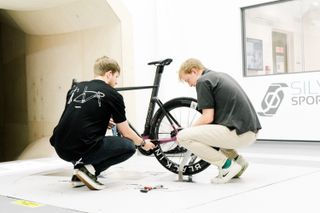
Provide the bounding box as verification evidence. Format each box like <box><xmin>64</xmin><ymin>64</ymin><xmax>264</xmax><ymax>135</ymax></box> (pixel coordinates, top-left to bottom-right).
<box><xmin>222</xmin><ymin>159</ymin><xmax>232</xmax><ymax>169</ymax></box>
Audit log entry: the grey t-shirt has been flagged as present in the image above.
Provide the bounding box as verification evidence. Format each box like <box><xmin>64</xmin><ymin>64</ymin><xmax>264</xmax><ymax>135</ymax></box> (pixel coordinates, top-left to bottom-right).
<box><xmin>196</xmin><ymin>69</ymin><xmax>261</xmax><ymax>135</ymax></box>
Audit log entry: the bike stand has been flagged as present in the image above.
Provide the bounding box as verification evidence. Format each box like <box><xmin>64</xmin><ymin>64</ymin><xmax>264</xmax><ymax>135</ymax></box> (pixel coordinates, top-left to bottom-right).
<box><xmin>178</xmin><ymin>150</ymin><xmax>193</xmax><ymax>182</ymax></box>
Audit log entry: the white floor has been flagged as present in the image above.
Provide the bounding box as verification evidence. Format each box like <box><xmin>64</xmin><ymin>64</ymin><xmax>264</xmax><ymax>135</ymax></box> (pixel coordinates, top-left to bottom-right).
<box><xmin>0</xmin><ymin>141</ymin><xmax>320</xmax><ymax>213</ymax></box>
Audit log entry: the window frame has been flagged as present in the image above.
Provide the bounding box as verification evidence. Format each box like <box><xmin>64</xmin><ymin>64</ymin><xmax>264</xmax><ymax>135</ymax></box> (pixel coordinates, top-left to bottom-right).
<box><xmin>241</xmin><ymin>0</ymin><xmax>320</xmax><ymax>77</ymax></box>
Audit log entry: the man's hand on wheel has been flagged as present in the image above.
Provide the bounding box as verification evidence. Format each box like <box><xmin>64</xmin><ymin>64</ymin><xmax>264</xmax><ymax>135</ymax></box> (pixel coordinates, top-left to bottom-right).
<box><xmin>142</xmin><ymin>139</ymin><xmax>156</xmax><ymax>151</ymax></box>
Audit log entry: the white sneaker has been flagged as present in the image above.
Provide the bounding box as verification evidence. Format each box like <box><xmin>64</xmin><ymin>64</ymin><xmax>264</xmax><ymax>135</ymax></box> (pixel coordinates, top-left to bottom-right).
<box><xmin>211</xmin><ymin>160</ymin><xmax>241</xmax><ymax>184</ymax></box>
<box><xmin>234</xmin><ymin>155</ymin><xmax>249</xmax><ymax>178</ymax></box>
<box><xmin>74</xmin><ymin>164</ymin><xmax>105</xmax><ymax>190</ymax></box>
<box><xmin>71</xmin><ymin>174</ymin><xmax>85</xmax><ymax>188</ymax></box>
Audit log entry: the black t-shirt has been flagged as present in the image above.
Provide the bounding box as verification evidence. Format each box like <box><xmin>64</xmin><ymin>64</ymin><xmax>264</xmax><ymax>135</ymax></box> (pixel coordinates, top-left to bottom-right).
<box><xmin>50</xmin><ymin>79</ymin><xmax>126</xmax><ymax>158</ymax></box>
<box><xmin>196</xmin><ymin>70</ymin><xmax>261</xmax><ymax>135</ymax></box>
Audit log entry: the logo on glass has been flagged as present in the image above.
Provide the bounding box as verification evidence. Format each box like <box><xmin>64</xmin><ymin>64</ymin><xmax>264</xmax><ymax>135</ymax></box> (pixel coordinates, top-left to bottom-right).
<box><xmin>258</xmin><ymin>83</ymin><xmax>288</xmax><ymax>116</ymax></box>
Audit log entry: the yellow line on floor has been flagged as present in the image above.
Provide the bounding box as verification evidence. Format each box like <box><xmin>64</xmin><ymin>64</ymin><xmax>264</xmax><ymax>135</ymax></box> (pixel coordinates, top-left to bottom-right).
<box><xmin>13</xmin><ymin>200</ymin><xmax>44</xmax><ymax>208</ymax></box>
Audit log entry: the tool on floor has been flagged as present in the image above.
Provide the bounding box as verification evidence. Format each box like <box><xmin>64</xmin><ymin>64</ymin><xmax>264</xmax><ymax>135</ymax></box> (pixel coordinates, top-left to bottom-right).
<box><xmin>140</xmin><ymin>185</ymin><xmax>164</xmax><ymax>193</ymax></box>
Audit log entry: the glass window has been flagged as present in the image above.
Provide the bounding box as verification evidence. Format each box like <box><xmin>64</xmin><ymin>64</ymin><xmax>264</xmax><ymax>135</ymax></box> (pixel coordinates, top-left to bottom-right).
<box><xmin>242</xmin><ymin>0</ymin><xmax>320</xmax><ymax>76</ymax></box>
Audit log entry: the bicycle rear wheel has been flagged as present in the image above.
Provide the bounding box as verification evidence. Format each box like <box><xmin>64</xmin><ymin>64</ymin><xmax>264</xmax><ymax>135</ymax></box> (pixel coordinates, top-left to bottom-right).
<box><xmin>150</xmin><ymin>97</ymin><xmax>210</xmax><ymax>176</ymax></box>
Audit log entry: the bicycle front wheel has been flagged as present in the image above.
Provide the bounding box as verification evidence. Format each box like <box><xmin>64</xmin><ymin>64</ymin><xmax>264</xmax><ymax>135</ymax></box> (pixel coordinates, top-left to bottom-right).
<box><xmin>150</xmin><ymin>97</ymin><xmax>210</xmax><ymax>176</ymax></box>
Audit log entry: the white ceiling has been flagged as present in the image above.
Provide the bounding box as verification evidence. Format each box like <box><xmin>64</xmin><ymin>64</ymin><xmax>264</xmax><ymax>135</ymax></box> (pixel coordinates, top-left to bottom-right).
<box><xmin>0</xmin><ymin>0</ymin><xmax>119</xmax><ymax>35</ymax></box>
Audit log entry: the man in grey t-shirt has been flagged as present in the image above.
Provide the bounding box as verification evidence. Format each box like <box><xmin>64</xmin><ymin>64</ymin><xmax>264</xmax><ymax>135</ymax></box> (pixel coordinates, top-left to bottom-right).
<box><xmin>177</xmin><ymin>58</ymin><xmax>261</xmax><ymax>184</ymax></box>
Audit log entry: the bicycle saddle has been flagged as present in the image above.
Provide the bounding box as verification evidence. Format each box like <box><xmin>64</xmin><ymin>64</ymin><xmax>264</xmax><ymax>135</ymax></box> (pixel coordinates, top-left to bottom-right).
<box><xmin>148</xmin><ymin>58</ymin><xmax>172</xmax><ymax>66</ymax></box>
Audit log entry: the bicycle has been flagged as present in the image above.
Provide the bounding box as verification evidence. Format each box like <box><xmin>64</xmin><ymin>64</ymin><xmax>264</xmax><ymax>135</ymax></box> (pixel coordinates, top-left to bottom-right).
<box><xmin>114</xmin><ymin>58</ymin><xmax>210</xmax><ymax>178</ymax></box>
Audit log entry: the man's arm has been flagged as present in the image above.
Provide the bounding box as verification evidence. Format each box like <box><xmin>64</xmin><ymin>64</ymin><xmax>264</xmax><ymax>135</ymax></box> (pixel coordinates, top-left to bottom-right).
<box><xmin>192</xmin><ymin>108</ymin><xmax>214</xmax><ymax>126</ymax></box>
<box><xmin>116</xmin><ymin>120</ymin><xmax>155</xmax><ymax>151</ymax></box>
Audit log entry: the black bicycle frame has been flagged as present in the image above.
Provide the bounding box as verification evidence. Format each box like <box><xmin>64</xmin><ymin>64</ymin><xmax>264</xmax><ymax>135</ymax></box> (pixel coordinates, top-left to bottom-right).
<box><xmin>115</xmin><ymin>58</ymin><xmax>178</xmax><ymax>139</ymax></box>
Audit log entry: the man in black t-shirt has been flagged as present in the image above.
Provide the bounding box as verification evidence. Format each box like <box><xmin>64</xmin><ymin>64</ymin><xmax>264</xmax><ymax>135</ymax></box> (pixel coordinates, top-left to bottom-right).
<box><xmin>177</xmin><ymin>58</ymin><xmax>261</xmax><ymax>184</ymax></box>
<box><xmin>50</xmin><ymin>56</ymin><xmax>155</xmax><ymax>190</ymax></box>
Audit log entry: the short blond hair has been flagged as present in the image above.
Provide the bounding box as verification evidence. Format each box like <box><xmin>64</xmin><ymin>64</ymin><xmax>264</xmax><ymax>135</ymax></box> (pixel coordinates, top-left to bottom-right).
<box><xmin>178</xmin><ymin>58</ymin><xmax>205</xmax><ymax>80</ymax></box>
<box><xmin>94</xmin><ymin>56</ymin><xmax>120</xmax><ymax>76</ymax></box>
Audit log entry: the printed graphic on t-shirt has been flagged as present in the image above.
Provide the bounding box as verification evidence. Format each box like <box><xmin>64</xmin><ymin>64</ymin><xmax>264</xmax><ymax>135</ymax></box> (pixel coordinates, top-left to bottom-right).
<box><xmin>68</xmin><ymin>86</ymin><xmax>105</xmax><ymax>107</ymax></box>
